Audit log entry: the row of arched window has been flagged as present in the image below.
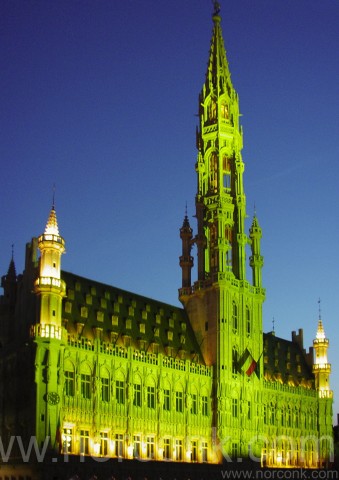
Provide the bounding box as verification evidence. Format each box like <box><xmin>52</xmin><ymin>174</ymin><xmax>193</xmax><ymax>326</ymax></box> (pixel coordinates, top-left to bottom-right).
<box><xmin>231</xmin><ymin>302</ymin><xmax>251</xmax><ymax>335</ymax></box>
<box><xmin>63</xmin><ymin>361</ymin><xmax>210</xmax><ymax>415</ymax></box>
<box><xmin>205</xmin><ymin>99</ymin><xmax>230</xmax><ymax>123</ymax></box>
<box><xmin>263</xmin><ymin>403</ymin><xmax>317</xmax><ymax>430</ymax></box>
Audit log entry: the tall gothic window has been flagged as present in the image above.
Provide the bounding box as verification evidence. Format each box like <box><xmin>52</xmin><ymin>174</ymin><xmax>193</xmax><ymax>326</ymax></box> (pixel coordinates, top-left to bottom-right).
<box><xmin>191</xmin><ymin>392</ymin><xmax>197</xmax><ymax>414</ymax></box>
<box><xmin>79</xmin><ymin>430</ymin><xmax>90</xmax><ymax>455</ymax></box>
<box><xmin>202</xmin><ymin>395</ymin><xmax>208</xmax><ymax>416</ymax></box>
<box><xmin>232</xmin><ymin>398</ymin><xmax>238</xmax><ymax>418</ymax></box>
<box><xmin>175</xmin><ymin>390</ymin><xmax>183</xmax><ymax>413</ymax></box>
<box><xmin>208</xmin><ymin>99</ymin><xmax>217</xmax><ymax>121</ymax></box>
<box><xmin>101</xmin><ymin>367</ymin><xmax>110</xmax><ymax>403</ymax></box>
<box><xmin>163</xmin><ymin>438</ymin><xmax>171</xmax><ymax>460</ymax></box>
<box><xmin>246</xmin><ymin>307</ymin><xmax>251</xmax><ymax>335</ymax></box>
<box><xmin>232</xmin><ymin>302</ymin><xmax>238</xmax><ymax>333</ymax></box>
<box><xmin>232</xmin><ymin>347</ymin><xmax>238</xmax><ymax>376</ymax></box>
<box><xmin>221</xmin><ymin>103</ymin><xmax>229</xmax><ymax>120</ymax></box>
<box><xmin>163</xmin><ymin>388</ymin><xmax>170</xmax><ymax>411</ymax></box>
<box><xmin>147</xmin><ymin>384</ymin><xmax>155</xmax><ymax>409</ymax></box>
<box><xmin>223</xmin><ymin>156</ymin><xmax>231</xmax><ymax>191</ymax></box>
<box><xmin>81</xmin><ymin>365</ymin><xmax>91</xmax><ymax>399</ymax></box>
<box><xmin>116</xmin><ymin>379</ymin><xmax>125</xmax><ymax>404</ymax></box>
<box><xmin>175</xmin><ymin>439</ymin><xmax>183</xmax><ymax>461</ymax></box>
<box><xmin>133</xmin><ymin>382</ymin><xmax>141</xmax><ymax>407</ymax></box>
<box><xmin>64</xmin><ymin>368</ymin><xmax>75</xmax><ymax>397</ymax></box>
<box><xmin>209</xmin><ymin>153</ymin><xmax>218</xmax><ymax>192</ymax></box>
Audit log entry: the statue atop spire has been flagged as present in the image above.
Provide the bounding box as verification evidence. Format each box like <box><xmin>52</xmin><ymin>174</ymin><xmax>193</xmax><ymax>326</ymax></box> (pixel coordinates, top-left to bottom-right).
<box><xmin>213</xmin><ymin>1</ymin><xmax>221</xmax><ymax>16</ymax></box>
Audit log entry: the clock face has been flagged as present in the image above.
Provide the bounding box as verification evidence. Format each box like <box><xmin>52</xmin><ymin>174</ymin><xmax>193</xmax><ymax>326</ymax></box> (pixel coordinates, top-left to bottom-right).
<box><xmin>47</xmin><ymin>391</ymin><xmax>60</xmax><ymax>405</ymax></box>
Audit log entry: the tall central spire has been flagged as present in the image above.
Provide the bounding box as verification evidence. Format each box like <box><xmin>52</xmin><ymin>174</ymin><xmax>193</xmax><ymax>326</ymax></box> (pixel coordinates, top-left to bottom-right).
<box><xmin>179</xmin><ymin>4</ymin><xmax>265</xmax><ymax>371</ymax></box>
<box><xmin>194</xmin><ymin>3</ymin><xmax>247</xmax><ymax>283</ymax></box>
<box><xmin>205</xmin><ymin>5</ymin><xmax>233</xmax><ymax>101</ymax></box>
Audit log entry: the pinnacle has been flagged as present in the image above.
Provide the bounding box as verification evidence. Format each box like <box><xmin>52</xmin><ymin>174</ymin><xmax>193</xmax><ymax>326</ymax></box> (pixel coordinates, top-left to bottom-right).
<box><xmin>44</xmin><ymin>206</ymin><xmax>60</xmax><ymax>236</ymax></box>
<box><xmin>316</xmin><ymin>319</ymin><xmax>326</xmax><ymax>340</ymax></box>
<box><xmin>7</xmin><ymin>257</ymin><xmax>16</xmax><ymax>279</ymax></box>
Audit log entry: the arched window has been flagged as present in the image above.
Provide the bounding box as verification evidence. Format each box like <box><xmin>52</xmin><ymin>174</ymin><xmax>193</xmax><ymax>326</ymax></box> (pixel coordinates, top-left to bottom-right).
<box><xmin>210</xmin><ymin>223</ymin><xmax>217</xmax><ymax>270</ymax></box>
<box><xmin>190</xmin><ymin>386</ymin><xmax>198</xmax><ymax>415</ymax></box>
<box><xmin>146</xmin><ymin>377</ymin><xmax>156</xmax><ymax>409</ymax></box>
<box><xmin>80</xmin><ymin>363</ymin><xmax>92</xmax><ymax>399</ymax></box>
<box><xmin>232</xmin><ymin>302</ymin><xmax>238</xmax><ymax>332</ymax></box>
<box><xmin>163</xmin><ymin>379</ymin><xmax>171</xmax><ymax>411</ymax></box>
<box><xmin>175</xmin><ymin>383</ymin><xmax>184</xmax><ymax>413</ymax></box>
<box><xmin>286</xmin><ymin>406</ymin><xmax>292</xmax><ymax>428</ymax></box>
<box><xmin>246</xmin><ymin>307</ymin><xmax>251</xmax><ymax>335</ymax></box>
<box><xmin>221</xmin><ymin>103</ymin><xmax>229</xmax><ymax>120</ymax></box>
<box><xmin>101</xmin><ymin>367</ymin><xmax>110</xmax><ymax>403</ymax></box>
<box><xmin>232</xmin><ymin>347</ymin><xmax>238</xmax><ymax>375</ymax></box>
<box><xmin>64</xmin><ymin>360</ymin><xmax>75</xmax><ymax>397</ymax></box>
<box><xmin>115</xmin><ymin>370</ymin><xmax>125</xmax><ymax>404</ymax></box>
<box><xmin>208</xmin><ymin>100</ymin><xmax>217</xmax><ymax>121</ymax></box>
<box><xmin>222</xmin><ymin>156</ymin><xmax>231</xmax><ymax>191</ymax></box>
<box><xmin>209</xmin><ymin>153</ymin><xmax>218</xmax><ymax>192</ymax></box>
<box><xmin>133</xmin><ymin>373</ymin><xmax>142</xmax><ymax>407</ymax></box>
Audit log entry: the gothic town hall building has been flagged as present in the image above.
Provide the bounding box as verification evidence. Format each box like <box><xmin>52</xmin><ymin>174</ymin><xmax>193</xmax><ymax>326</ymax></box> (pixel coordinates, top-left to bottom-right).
<box><xmin>0</xmin><ymin>4</ymin><xmax>334</xmax><ymax>471</ymax></box>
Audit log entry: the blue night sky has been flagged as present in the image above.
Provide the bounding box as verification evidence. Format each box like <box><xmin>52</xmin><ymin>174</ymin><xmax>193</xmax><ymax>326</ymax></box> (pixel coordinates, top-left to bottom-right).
<box><xmin>1</xmin><ymin>1</ymin><xmax>339</xmax><ymax>420</ymax></box>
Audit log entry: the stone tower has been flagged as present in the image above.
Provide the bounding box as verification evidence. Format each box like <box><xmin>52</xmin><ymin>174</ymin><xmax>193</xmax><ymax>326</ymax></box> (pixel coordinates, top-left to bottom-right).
<box><xmin>179</xmin><ymin>2</ymin><xmax>265</xmax><ymax>459</ymax></box>
<box><xmin>313</xmin><ymin>319</ymin><xmax>333</xmax><ymax>464</ymax></box>
<box><xmin>33</xmin><ymin>204</ymin><xmax>66</xmax><ymax>447</ymax></box>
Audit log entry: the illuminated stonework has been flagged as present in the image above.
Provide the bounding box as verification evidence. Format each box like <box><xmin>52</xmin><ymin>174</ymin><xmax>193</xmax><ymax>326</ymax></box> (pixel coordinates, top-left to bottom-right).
<box><xmin>0</xmin><ymin>3</ymin><xmax>334</xmax><ymax>472</ymax></box>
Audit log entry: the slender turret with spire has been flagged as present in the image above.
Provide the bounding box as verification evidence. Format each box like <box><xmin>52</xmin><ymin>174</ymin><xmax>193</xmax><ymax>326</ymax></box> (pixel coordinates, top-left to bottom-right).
<box><xmin>249</xmin><ymin>215</ymin><xmax>264</xmax><ymax>288</ymax></box>
<box><xmin>34</xmin><ymin>203</ymin><xmax>66</xmax><ymax>339</ymax></box>
<box><xmin>179</xmin><ymin>207</ymin><xmax>194</xmax><ymax>291</ymax></box>
<box><xmin>313</xmin><ymin>308</ymin><xmax>332</xmax><ymax>398</ymax></box>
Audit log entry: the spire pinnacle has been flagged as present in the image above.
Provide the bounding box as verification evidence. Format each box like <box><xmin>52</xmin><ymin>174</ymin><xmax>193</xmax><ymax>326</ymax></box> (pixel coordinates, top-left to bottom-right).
<box><xmin>52</xmin><ymin>183</ymin><xmax>56</xmax><ymax>209</ymax></box>
<box><xmin>7</xmin><ymin>253</ymin><xmax>17</xmax><ymax>279</ymax></box>
<box><xmin>44</xmin><ymin>205</ymin><xmax>60</xmax><ymax>236</ymax></box>
<box><xmin>318</xmin><ymin>297</ymin><xmax>321</xmax><ymax>320</ymax></box>
<box><xmin>182</xmin><ymin>204</ymin><xmax>191</xmax><ymax>229</ymax></box>
<box><xmin>212</xmin><ymin>1</ymin><xmax>221</xmax><ymax>17</ymax></box>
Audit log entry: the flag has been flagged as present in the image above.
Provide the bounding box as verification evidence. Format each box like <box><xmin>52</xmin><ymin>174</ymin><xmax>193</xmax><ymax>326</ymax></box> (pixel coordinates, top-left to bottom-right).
<box><xmin>240</xmin><ymin>349</ymin><xmax>257</xmax><ymax>376</ymax></box>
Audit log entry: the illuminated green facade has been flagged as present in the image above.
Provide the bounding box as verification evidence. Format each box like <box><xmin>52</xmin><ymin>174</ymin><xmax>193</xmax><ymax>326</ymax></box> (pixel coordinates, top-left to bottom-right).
<box><xmin>0</xmin><ymin>4</ymin><xmax>333</xmax><ymax>470</ymax></box>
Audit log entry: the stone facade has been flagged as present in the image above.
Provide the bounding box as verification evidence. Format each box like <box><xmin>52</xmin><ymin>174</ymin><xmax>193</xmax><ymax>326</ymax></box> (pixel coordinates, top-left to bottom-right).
<box><xmin>0</xmin><ymin>4</ymin><xmax>333</xmax><ymax>470</ymax></box>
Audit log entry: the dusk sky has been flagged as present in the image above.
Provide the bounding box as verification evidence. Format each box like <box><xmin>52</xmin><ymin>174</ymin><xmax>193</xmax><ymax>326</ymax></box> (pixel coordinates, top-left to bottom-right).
<box><xmin>1</xmin><ymin>0</ymin><xmax>339</xmax><ymax>419</ymax></box>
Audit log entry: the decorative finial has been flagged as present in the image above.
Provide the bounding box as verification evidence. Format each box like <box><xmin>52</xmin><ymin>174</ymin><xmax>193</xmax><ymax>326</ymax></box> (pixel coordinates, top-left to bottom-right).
<box><xmin>185</xmin><ymin>201</ymin><xmax>188</xmax><ymax>218</ymax></box>
<box><xmin>272</xmin><ymin>317</ymin><xmax>275</xmax><ymax>332</ymax></box>
<box><xmin>254</xmin><ymin>202</ymin><xmax>257</xmax><ymax>217</ymax></box>
<box><xmin>212</xmin><ymin>0</ymin><xmax>221</xmax><ymax>16</ymax></box>
<box><xmin>11</xmin><ymin>243</ymin><xmax>14</xmax><ymax>260</ymax></box>
<box><xmin>52</xmin><ymin>183</ymin><xmax>56</xmax><ymax>209</ymax></box>
<box><xmin>318</xmin><ymin>298</ymin><xmax>321</xmax><ymax>320</ymax></box>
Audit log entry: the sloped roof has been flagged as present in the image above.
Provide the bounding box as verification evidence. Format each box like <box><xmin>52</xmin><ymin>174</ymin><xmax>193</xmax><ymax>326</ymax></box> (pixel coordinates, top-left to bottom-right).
<box><xmin>61</xmin><ymin>271</ymin><xmax>204</xmax><ymax>363</ymax></box>
<box><xmin>263</xmin><ymin>332</ymin><xmax>314</xmax><ymax>387</ymax></box>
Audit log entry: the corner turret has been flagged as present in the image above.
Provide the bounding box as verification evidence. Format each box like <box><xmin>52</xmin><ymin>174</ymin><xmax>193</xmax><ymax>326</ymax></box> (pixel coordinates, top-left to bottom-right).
<box><xmin>33</xmin><ymin>204</ymin><xmax>66</xmax><ymax>339</ymax></box>
<box><xmin>313</xmin><ymin>319</ymin><xmax>332</xmax><ymax>398</ymax></box>
<box><xmin>179</xmin><ymin>211</ymin><xmax>194</xmax><ymax>294</ymax></box>
<box><xmin>249</xmin><ymin>215</ymin><xmax>264</xmax><ymax>288</ymax></box>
